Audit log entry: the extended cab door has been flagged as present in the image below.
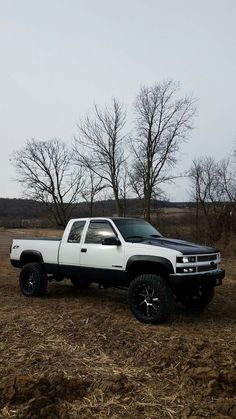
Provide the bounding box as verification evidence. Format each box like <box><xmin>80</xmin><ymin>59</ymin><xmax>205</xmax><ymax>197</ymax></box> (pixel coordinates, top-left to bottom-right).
<box><xmin>79</xmin><ymin>220</ymin><xmax>125</xmax><ymax>279</ymax></box>
<box><xmin>58</xmin><ymin>220</ymin><xmax>86</xmax><ymax>276</ymax></box>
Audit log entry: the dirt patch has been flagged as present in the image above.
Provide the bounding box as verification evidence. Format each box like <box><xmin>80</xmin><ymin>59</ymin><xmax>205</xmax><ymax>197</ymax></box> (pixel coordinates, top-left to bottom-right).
<box><xmin>0</xmin><ymin>229</ymin><xmax>236</xmax><ymax>418</ymax></box>
<box><xmin>0</xmin><ymin>373</ymin><xmax>90</xmax><ymax>418</ymax></box>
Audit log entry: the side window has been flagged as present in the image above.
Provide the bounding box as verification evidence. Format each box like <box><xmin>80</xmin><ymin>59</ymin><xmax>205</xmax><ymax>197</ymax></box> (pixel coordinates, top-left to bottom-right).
<box><xmin>85</xmin><ymin>221</ymin><xmax>116</xmax><ymax>244</ymax></box>
<box><xmin>68</xmin><ymin>221</ymin><xmax>85</xmax><ymax>243</ymax></box>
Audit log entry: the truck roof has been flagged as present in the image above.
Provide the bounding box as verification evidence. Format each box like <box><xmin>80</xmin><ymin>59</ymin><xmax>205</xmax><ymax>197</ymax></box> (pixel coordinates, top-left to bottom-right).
<box><xmin>70</xmin><ymin>217</ymin><xmax>143</xmax><ymax>222</ymax></box>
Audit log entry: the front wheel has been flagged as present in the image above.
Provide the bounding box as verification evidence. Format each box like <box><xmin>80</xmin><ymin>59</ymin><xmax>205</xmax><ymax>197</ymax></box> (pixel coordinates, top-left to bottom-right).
<box><xmin>19</xmin><ymin>263</ymin><xmax>48</xmax><ymax>297</ymax></box>
<box><xmin>179</xmin><ymin>285</ymin><xmax>215</xmax><ymax>311</ymax></box>
<box><xmin>128</xmin><ymin>274</ymin><xmax>174</xmax><ymax>324</ymax></box>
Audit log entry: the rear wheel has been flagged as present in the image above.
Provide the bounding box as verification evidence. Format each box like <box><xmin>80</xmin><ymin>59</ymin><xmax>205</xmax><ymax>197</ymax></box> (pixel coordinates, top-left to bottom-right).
<box><xmin>179</xmin><ymin>285</ymin><xmax>215</xmax><ymax>311</ymax></box>
<box><xmin>19</xmin><ymin>263</ymin><xmax>48</xmax><ymax>297</ymax></box>
<box><xmin>70</xmin><ymin>277</ymin><xmax>92</xmax><ymax>289</ymax></box>
<box><xmin>128</xmin><ymin>274</ymin><xmax>174</xmax><ymax>324</ymax></box>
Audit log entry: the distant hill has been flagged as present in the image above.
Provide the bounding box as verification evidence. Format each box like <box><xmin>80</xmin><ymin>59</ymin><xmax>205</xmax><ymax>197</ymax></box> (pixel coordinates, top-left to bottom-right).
<box><xmin>0</xmin><ymin>198</ymin><xmax>43</xmax><ymax>218</ymax></box>
<box><xmin>0</xmin><ymin>197</ymin><xmax>194</xmax><ymax>228</ymax></box>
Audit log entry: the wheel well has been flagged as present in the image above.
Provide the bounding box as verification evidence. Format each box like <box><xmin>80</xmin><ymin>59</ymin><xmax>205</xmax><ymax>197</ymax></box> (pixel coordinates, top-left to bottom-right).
<box><xmin>20</xmin><ymin>252</ymin><xmax>43</xmax><ymax>267</ymax></box>
<box><xmin>127</xmin><ymin>261</ymin><xmax>170</xmax><ymax>283</ymax></box>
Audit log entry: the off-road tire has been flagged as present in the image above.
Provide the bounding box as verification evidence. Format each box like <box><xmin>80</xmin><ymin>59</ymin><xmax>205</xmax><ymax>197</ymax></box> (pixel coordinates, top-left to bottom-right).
<box><xmin>70</xmin><ymin>277</ymin><xmax>92</xmax><ymax>289</ymax></box>
<box><xmin>128</xmin><ymin>274</ymin><xmax>174</xmax><ymax>324</ymax></box>
<box><xmin>179</xmin><ymin>285</ymin><xmax>215</xmax><ymax>311</ymax></box>
<box><xmin>19</xmin><ymin>262</ymin><xmax>48</xmax><ymax>297</ymax></box>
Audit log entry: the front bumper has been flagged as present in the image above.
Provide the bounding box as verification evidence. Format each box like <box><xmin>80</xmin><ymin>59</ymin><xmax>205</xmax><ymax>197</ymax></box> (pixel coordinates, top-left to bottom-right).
<box><xmin>169</xmin><ymin>268</ymin><xmax>225</xmax><ymax>288</ymax></box>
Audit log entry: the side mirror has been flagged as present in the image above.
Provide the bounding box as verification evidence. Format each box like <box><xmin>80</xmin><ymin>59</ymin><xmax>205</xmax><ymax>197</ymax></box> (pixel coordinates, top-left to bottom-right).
<box><xmin>102</xmin><ymin>237</ymin><xmax>121</xmax><ymax>246</ymax></box>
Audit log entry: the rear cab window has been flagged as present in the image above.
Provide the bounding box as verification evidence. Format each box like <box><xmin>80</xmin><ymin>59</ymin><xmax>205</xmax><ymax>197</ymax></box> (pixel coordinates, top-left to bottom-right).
<box><xmin>68</xmin><ymin>221</ymin><xmax>86</xmax><ymax>243</ymax></box>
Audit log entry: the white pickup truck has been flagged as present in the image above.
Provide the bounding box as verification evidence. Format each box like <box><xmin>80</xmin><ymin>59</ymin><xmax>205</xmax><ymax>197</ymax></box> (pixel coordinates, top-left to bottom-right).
<box><xmin>10</xmin><ymin>217</ymin><xmax>225</xmax><ymax>324</ymax></box>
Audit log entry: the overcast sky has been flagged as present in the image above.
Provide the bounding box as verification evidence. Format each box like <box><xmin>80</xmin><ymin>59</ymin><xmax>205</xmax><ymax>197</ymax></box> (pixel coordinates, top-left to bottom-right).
<box><xmin>1</xmin><ymin>0</ymin><xmax>235</xmax><ymax>201</ymax></box>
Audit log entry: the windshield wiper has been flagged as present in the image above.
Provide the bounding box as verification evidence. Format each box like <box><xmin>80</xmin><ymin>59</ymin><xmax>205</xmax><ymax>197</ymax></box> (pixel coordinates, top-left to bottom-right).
<box><xmin>149</xmin><ymin>234</ymin><xmax>161</xmax><ymax>238</ymax></box>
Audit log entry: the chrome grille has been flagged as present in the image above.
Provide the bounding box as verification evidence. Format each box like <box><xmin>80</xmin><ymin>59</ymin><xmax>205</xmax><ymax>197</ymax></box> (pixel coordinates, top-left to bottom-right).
<box><xmin>197</xmin><ymin>255</ymin><xmax>216</xmax><ymax>262</ymax></box>
<box><xmin>176</xmin><ymin>253</ymin><xmax>220</xmax><ymax>275</ymax></box>
<box><xmin>198</xmin><ymin>264</ymin><xmax>217</xmax><ymax>272</ymax></box>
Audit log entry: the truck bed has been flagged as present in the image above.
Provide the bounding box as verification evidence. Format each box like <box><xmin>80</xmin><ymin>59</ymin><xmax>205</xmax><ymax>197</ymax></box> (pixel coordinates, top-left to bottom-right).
<box><xmin>11</xmin><ymin>238</ymin><xmax>61</xmax><ymax>266</ymax></box>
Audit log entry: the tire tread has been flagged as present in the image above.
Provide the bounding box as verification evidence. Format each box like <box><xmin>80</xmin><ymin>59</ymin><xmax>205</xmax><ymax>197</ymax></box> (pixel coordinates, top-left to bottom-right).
<box><xmin>128</xmin><ymin>273</ymin><xmax>174</xmax><ymax>324</ymax></box>
<box><xmin>19</xmin><ymin>262</ymin><xmax>48</xmax><ymax>297</ymax></box>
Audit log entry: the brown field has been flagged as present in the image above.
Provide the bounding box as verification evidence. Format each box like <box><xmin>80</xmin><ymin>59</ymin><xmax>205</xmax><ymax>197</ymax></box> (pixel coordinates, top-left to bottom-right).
<box><xmin>0</xmin><ymin>228</ymin><xmax>236</xmax><ymax>418</ymax></box>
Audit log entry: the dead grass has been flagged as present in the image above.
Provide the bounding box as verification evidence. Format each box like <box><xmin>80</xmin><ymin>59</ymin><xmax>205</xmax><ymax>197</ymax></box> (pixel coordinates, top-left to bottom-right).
<box><xmin>0</xmin><ymin>228</ymin><xmax>236</xmax><ymax>418</ymax></box>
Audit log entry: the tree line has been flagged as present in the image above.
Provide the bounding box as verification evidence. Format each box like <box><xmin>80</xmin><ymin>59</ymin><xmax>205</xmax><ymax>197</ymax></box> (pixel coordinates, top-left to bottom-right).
<box><xmin>11</xmin><ymin>80</ymin><xmax>197</xmax><ymax>228</ymax></box>
<box><xmin>189</xmin><ymin>155</ymin><xmax>236</xmax><ymax>243</ymax></box>
<box><xmin>12</xmin><ymin>79</ymin><xmax>236</xmax><ymax>244</ymax></box>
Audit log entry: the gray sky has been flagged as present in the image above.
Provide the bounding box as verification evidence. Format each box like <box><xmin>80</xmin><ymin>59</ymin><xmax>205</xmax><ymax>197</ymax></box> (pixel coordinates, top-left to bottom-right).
<box><xmin>1</xmin><ymin>0</ymin><xmax>235</xmax><ymax>201</ymax></box>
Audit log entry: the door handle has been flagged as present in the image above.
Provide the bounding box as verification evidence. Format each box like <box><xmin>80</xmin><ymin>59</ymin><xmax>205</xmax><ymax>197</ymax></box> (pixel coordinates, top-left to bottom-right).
<box><xmin>81</xmin><ymin>248</ymin><xmax>87</xmax><ymax>253</ymax></box>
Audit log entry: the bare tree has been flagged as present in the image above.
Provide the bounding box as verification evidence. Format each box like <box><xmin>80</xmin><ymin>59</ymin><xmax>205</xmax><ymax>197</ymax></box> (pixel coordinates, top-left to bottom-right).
<box><xmin>218</xmin><ymin>157</ymin><xmax>236</xmax><ymax>203</ymax></box>
<box><xmin>11</xmin><ymin>138</ymin><xmax>84</xmax><ymax>227</ymax></box>
<box><xmin>130</xmin><ymin>80</ymin><xmax>196</xmax><ymax>221</ymax></box>
<box><xmin>99</xmin><ymin>188</ymin><xmax>113</xmax><ymax>216</ymax></box>
<box><xmin>74</xmin><ymin>98</ymin><xmax>127</xmax><ymax>216</ymax></box>
<box><xmin>119</xmin><ymin>164</ymin><xmax>131</xmax><ymax>217</ymax></box>
<box><xmin>81</xmin><ymin>168</ymin><xmax>106</xmax><ymax>216</ymax></box>
<box><xmin>189</xmin><ymin>156</ymin><xmax>230</xmax><ymax>241</ymax></box>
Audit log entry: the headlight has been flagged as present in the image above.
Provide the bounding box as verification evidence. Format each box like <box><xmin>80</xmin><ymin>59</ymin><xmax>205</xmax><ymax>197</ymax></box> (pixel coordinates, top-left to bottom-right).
<box><xmin>177</xmin><ymin>256</ymin><xmax>196</xmax><ymax>263</ymax></box>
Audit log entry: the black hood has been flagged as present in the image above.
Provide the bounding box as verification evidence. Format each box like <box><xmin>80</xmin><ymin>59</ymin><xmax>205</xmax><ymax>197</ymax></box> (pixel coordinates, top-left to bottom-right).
<box><xmin>142</xmin><ymin>237</ymin><xmax>217</xmax><ymax>255</ymax></box>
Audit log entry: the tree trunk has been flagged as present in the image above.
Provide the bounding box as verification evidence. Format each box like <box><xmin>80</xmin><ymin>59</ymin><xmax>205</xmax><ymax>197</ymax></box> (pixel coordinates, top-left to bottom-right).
<box><xmin>114</xmin><ymin>195</ymin><xmax>123</xmax><ymax>217</ymax></box>
<box><xmin>144</xmin><ymin>189</ymin><xmax>151</xmax><ymax>222</ymax></box>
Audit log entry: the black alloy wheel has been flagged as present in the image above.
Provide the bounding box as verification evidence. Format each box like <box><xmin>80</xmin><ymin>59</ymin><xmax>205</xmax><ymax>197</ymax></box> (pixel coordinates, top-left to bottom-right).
<box><xmin>128</xmin><ymin>274</ymin><xmax>174</xmax><ymax>324</ymax></box>
<box><xmin>19</xmin><ymin>263</ymin><xmax>48</xmax><ymax>297</ymax></box>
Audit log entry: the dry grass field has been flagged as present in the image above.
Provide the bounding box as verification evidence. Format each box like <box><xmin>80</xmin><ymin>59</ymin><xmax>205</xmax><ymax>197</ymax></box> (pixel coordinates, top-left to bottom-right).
<box><xmin>0</xmin><ymin>228</ymin><xmax>236</xmax><ymax>418</ymax></box>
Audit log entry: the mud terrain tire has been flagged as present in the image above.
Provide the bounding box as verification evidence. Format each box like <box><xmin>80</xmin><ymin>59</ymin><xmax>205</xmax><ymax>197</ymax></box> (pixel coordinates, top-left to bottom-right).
<box><xmin>19</xmin><ymin>262</ymin><xmax>48</xmax><ymax>297</ymax></box>
<box><xmin>179</xmin><ymin>285</ymin><xmax>215</xmax><ymax>311</ymax></box>
<box><xmin>128</xmin><ymin>274</ymin><xmax>174</xmax><ymax>324</ymax></box>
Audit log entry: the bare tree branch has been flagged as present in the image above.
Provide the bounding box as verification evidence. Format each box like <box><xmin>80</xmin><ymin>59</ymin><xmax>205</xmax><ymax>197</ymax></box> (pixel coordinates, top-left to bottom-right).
<box><xmin>74</xmin><ymin>98</ymin><xmax>127</xmax><ymax>216</ymax></box>
<box><xmin>81</xmin><ymin>168</ymin><xmax>106</xmax><ymax>217</ymax></box>
<box><xmin>188</xmin><ymin>156</ymin><xmax>234</xmax><ymax>241</ymax></box>
<box><xmin>11</xmin><ymin>138</ymin><xmax>84</xmax><ymax>227</ymax></box>
<box><xmin>130</xmin><ymin>80</ymin><xmax>196</xmax><ymax>221</ymax></box>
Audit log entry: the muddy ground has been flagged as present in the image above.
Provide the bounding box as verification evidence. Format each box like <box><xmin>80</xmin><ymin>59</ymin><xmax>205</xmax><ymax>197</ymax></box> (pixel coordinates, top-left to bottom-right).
<box><xmin>0</xmin><ymin>228</ymin><xmax>236</xmax><ymax>418</ymax></box>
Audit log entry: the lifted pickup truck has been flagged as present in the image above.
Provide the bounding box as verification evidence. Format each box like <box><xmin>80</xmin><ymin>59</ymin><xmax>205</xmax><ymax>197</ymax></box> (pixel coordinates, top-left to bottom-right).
<box><xmin>10</xmin><ymin>217</ymin><xmax>225</xmax><ymax>324</ymax></box>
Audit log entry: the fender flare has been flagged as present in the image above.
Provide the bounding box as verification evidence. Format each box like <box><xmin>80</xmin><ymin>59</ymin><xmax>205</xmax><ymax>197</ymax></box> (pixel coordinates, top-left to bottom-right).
<box><xmin>126</xmin><ymin>255</ymin><xmax>174</xmax><ymax>274</ymax></box>
<box><xmin>20</xmin><ymin>250</ymin><xmax>44</xmax><ymax>264</ymax></box>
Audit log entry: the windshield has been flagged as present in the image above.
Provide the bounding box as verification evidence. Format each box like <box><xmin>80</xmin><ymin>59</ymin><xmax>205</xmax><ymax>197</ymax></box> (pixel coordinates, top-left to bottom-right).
<box><xmin>112</xmin><ymin>219</ymin><xmax>162</xmax><ymax>242</ymax></box>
